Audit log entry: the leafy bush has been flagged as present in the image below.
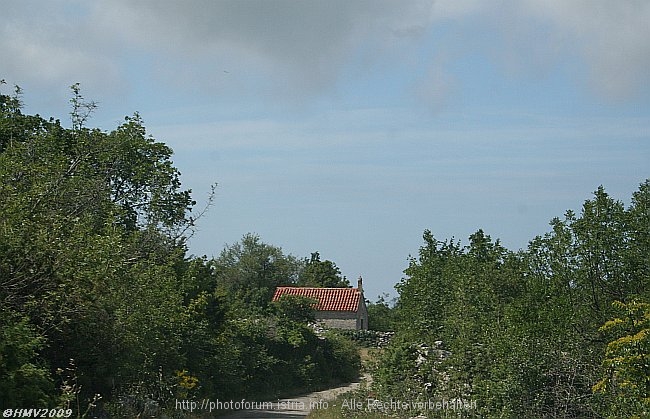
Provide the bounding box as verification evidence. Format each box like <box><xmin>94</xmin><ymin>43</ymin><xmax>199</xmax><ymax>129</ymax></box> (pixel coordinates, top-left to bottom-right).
<box><xmin>593</xmin><ymin>300</ymin><xmax>650</xmax><ymax>418</ymax></box>
<box><xmin>0</xmin><ymin>308</ymin><xmax>54</xmax><ymax>407</ymax></box>
<box><xmin>0</xmin><ymin>85</ymin><xmax>363</xmax><ymax>411</ymax></box>
<box><xmin>368</xmin><ymin>183</ymin><xmax>650</xmax><ymax>418</ymax></box>
<box><xmin>322</xmin><ymin>331</ymin><xmax>361</xmax><ymax>383</ymax></box>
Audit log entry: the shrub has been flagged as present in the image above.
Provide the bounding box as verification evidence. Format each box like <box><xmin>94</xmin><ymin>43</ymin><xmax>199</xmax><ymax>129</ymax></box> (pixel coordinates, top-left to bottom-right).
<box><xmin>322</xmin><ymin>331</ymin><xmax>361</xmax><ymax>383</ymax></box>
<box><xmin>0</xmin><ymin>308</ymin><xmax>54</xmax><ymax>407</ymax></box>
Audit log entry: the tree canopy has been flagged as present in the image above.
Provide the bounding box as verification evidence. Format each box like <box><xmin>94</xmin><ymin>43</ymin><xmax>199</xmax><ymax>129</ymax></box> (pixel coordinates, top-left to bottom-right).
<box><xmin>0</xmin><ymin>85</ymin><xmax>360</xmax><ymax>415</ymax></box>
<box><xmin>3</xmin><ymin>83</ymin><xmax>647</xmax><ymax>418</ymax></box>
<box><xmin>371</xmin><ymin>182</ymin><xmax>650</xmax><ymax>418</ymax></box>
<box><xmin>298</xmin><ymin>251</ymin><xmax>350</xmax><ymax>288</ymax></box>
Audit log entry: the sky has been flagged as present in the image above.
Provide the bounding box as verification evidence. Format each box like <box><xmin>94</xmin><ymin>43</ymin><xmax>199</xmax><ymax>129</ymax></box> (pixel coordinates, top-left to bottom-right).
<box><xmin>2</xmin><ymin>0</ymin><xmax>649</xmax><ymax>301</ymax></box>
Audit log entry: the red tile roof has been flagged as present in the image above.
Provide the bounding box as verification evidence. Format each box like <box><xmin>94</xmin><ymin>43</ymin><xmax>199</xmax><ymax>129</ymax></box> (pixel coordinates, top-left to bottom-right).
<box><xmin>272</xmin><ymin>287</ymin><xmax>361</xmax><ymax>312</ymax></box>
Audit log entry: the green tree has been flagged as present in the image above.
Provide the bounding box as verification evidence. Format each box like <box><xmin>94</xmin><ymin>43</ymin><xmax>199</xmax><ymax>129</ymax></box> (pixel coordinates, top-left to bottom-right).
<box><xmin>0</xmin><ymin>308</ymin><xmax>54</xmax><ymax>407</ymax></box>
<box><xmin>394</xmin><ymin>230</ymin><xmax>462</xmax><ymax>342</ymax></box>
<box><xmin>212</xmin><ymin>233</ymin><xmax>301</xmax><ymax>312</ymax></box>
<box><xmin>627</xmin><ymin>180</ymin><xmax>650</xmax><ymax>300</ymax></box>
<box><xmin>0</xmin><ymin>84</ymin><xmax>199</xmax><ymax>410</ymax></box>
<box><xmin>380</xmin><ymin>183</ymin><xmax>649</xmax><ymax>417</ymax></box>
<box><xmin>298</xmin><ymin>252</ymin><xmax>350</xmax><ymax>288</ymax></box>
<box><xmin>366</xmin><ymin>294</ymin><xmax>396</xmax><ymax>331</ymax></box>
<box><xmin>272</xmin><ymin>294</ymin><xmax>317</xmax><ymax>323</ymax></box>
<box><xmin>594</xmin><ymin>300</ymin><xmax>650</xmax><ymax>418</ymax></box>
<box><xmin>0</xmin><ymin>83</ymin><xmax>365</xmax><ymax>413</ymax></box>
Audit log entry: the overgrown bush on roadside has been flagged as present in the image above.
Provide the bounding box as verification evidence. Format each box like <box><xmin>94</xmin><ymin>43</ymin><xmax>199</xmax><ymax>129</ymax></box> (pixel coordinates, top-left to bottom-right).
<box><xmin>321</xmin><ymin>331</ymin><xmax>361</xmax><ymax>383</ymax></box>
<box><xmin>0</xmin><ymin>308</ymin><xmax>54</xmax><ymax>407</ymax></box>
<box><xmin>0</xmin><ymin>86</ymin><xmax>362</xmax><ymax>416</ymax></box>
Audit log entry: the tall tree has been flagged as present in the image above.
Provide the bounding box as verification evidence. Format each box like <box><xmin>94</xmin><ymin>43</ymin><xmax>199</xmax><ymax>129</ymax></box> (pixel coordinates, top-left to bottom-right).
<box><xmin>212</xmin><ymin>233</ymin><xmax>301</xmax><ymax>311</ymax></box>
<box><xmin>0</xmin><ymin>84</ymin><xmax>197</xmax><ymax>408</ymax></box>
<box><xmin>367</xmin><ymin>294</ymin><xmax>397</xmax><ymax>331</ymax></box>
<box><xmin>377</xmin><ymin>182</ymin><xmax>649</xmax><ymax>418</ymax></box>
<box><xmin>298</xmin><ymin>252</ymin><xmax>350</xmax><ymax>288</ymax></box>
<box><xmin>395</xmin><ymin>230</ymin><xmax>462</xmax><ymax>342</ymax></box>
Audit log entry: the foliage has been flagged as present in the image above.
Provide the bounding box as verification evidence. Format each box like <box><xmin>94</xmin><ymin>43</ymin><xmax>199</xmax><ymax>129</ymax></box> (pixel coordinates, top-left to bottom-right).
<box><xmin>9</xmin><ymin>83</ymin><xmax>648</xmax><ymax>419</ymax></box>
<box><xmin>212</xmin><ymin>233</ymin><xmax>302</xmax><ymax>313</ymax></box>
<box><xmin>298</xmin><ymin>252</ymin><xmax>350</xmax><ymax>288</ymax></box>
<box><xmin>0</xmin><ymin>84</ymin><xmax>360</xmax><ymax>414</ymax></box>
<box><xmin>0</xmin><ymin>308</ymin><xmax>54</xmax><ymax>407</ymax></box>
<box><xmin>321</xmin><ymin>331</ymin><xmax>362</xmax><ymax>383</ymax></box>
<box><xmin>0</xmin><ymin>83</ymin><xmax>197</xmax><ymax>412</ymax></box>
<box><xmin>272</xmin><ymin>294</ymin><xmax>318</xmax><ymax>323</ymax></box>
<box><xmin>366</xmin><ymin>294</ymin><xmax>397</xmax><ymax>331</ymax></box>
<box><xmin>593</xmin><ymin>300</ymin><xmax>650</xmax><ymax>418</ymax></box>
<box><xmin>375</xmin><ymin>182</ymin><xmax>650</xmax><ymax>418</ymax></box>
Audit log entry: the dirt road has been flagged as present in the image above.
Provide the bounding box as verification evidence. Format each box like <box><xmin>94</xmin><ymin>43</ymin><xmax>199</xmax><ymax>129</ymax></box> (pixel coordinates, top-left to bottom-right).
<box><xmin>218</xmin><ymin>376</ymin><xmax>367</xmax><ymax>418</ymax></box>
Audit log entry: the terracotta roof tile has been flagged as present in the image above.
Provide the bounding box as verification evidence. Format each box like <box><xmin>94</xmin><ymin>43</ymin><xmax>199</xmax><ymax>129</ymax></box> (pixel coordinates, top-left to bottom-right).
<box><xmin>272</xmin><ymin>287</ymin><xmax>361</xmax><ymax>312</ymax></box>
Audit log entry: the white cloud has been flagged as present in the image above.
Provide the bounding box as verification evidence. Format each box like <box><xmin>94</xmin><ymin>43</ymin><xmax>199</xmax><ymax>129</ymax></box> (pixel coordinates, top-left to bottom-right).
<box><xmin>421</xmin><ymin>0</ymin><xmax>650</xmax><ymax>101</ymax></box>
<box><xmin>521</xmin><ymin>0</ymin><xmax>650</xmax><ymax>101</ymax></box>
<box><xmin>1</xmin><ymin>1</ymin><xmax>122</xmax><ymax>103</ymax></box>
<box><xmin>2</xmin><ymin>0</ymin><xmax>648</xmax><ymax>104</ymax></box>
<box><xmin>88</xmin><ymin>0</ymin><xmax>434</xmax><ymax>97</ymax></box>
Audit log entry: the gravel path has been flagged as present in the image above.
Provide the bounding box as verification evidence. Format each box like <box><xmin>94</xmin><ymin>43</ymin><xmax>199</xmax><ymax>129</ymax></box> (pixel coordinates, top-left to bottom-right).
<box><xmin>219</xmin><ymin>375</ymin><xmax>368</xmax><ymax>418</ymax></box>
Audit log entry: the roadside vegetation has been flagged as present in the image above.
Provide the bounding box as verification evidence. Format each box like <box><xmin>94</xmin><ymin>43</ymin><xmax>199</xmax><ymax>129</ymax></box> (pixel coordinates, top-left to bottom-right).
<box><xmin>310</xmin><ymin>181</ymin><xmax>650</xmax><ymax>418</ymax></box>
<box><xmin>0</xmin><ymin>84</ymin><xmax>359</xmax><ymax>417</ymax></box>
<box><xmin>2</xmin><ymin>84</ymin><xmax>647</xmax><ymax>418</ymax></box>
